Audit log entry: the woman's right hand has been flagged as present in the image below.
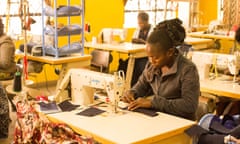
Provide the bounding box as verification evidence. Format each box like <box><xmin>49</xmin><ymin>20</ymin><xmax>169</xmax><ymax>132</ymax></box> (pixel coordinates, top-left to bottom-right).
<box><xmin>122</xmin><ymin>90</ymin><xmax>135</xmax><ymax>103</ymax></box>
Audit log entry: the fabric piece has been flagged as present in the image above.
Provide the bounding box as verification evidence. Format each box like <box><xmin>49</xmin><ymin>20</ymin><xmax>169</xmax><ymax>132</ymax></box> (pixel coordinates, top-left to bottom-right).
<box><xmin>185</xmin><ymin>124</ymin><xmax>209</xmax><ymax>137</ymax></box>
<box><xmin>186</xmin><ymin>114</ymin><xmax>240</xmax><ymax>144</ymax></box>
<box><xmin>0</xmin><ymin>85</ymin><xmax>10</xmax><ymax>138</ymax></box>
<box><xmin>76</xmin><ymin>107</ymin><xmax>105</xmax><ymax>117</ymax></box>
<box><xmin>38</xmin><ymin>101</ymin><xmax>61</xmax><ymax>114</ymax></box>
<box><xmin>198</xmin><ymin>133</ymin><xmax>225</xmax><ymax>144</ymax></box>
<box><xmin>14</xmin><ymin>100</ymin><xmax>93</xmax><ymax>143</ymax></box>
<box><xmin>58</xmin><ymin>100</ymin><xmax>80</xmax><ymax>112</ymax></box>
<box><xmin>132</xmin><ymin>108</ymin><xmax>158</xmax><ymax>117</ymax></box>
<box><xmin>45</xmin><ymin>5</ymin><xmax>81</xmax><ymax>17</ymax></box>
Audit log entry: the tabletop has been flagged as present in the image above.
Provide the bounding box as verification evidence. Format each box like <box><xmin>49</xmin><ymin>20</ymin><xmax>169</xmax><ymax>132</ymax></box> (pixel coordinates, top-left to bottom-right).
<box><xmin>200</xmin><ymin>75</ymin><xmax>240</xmax><ymax>99</ymax></box>
<box><xmin>16</xmin><ymin>53</ymin><xmax>92</xmax><ymax>65</ymax></box>
<box><xmin>188</xmin><ymin>31</ymin><xmax>235</xmax><ymax>41</ymax></box>
<box><xmin>47</xmin><ymin>108</ymin><xmax>195</xmax><ymax>144</ymax></box>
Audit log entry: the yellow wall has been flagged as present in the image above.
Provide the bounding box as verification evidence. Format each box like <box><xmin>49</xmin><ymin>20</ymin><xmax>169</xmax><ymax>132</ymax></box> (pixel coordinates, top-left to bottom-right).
<box><xmin>84</xmin><ymin>0</ymin><xmax>124</xmax><ymax>41</ymax></box>
<box><xmin>199</xmin><ymin>0</ymin><xmax>218</xmax><ymax>25</ymax></box>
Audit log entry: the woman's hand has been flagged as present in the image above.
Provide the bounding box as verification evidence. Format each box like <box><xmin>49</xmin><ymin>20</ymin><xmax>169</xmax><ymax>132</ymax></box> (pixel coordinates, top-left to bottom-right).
<box><xmin>224</xmin><ymin>135</ymin><xmax>240</xmax><ymax>144</ymax></box>
<box><xmin>128</xmin><ymin>97</ymin><xmax>152</xmax><ymax>111</ymax></box>
<box><xmin>122</xmin><ymin>91</ymin><xmax>135</xmax><ymax>103</ymax></box>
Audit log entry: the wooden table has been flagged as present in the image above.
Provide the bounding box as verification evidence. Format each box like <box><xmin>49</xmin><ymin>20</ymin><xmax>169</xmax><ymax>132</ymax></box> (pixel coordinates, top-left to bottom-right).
<box><xmin>188</xmin><ymin>31</ymin><xmax>235</xmax><ymax>49</ymax></box>
<box><xmin>188</xmin><ymin>32</ymin><xmax>234</xmax><ymax>41</ymax></box>
<box><xmin>200</xmin><ymin>76</ymin><xmax>240</xmax><ymax>99</ymax></box>
<box><xmin>47</xmin><ymin>109</ymin><xmax>195</xmax><ymax>144</ymax></box>
<box><xmin>16</xmin><ymin>53</ymin><xmax>92</xmax><ymax>92</ymax></box>
<box><xmin>185</xmin><ymin>37</ymin><xmax>213</xmax><ymax>50</ymax></box>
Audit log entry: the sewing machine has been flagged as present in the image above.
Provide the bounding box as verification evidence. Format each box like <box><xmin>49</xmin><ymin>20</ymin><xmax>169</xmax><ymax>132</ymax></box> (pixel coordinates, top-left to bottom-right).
<box><xmin>98</xmin><ymin>28</ymin><xmax>127</xmax><ymax>44</ymax></box>
<box><xmin>192</xmin><ymin>51</ymin><xmax>240</xmax><ymax>80</ymax></box>
<box><xmin>54</xmin><ymin>69</ymin><xmax>125</xmax><ymax>112</ymax></box>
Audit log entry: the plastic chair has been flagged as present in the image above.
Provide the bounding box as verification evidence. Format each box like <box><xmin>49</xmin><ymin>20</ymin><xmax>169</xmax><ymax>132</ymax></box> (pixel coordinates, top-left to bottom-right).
<box><xmin>90</xmin><ymin>49</ymin><xmax>112</xmax><ymax>73</ymax></box>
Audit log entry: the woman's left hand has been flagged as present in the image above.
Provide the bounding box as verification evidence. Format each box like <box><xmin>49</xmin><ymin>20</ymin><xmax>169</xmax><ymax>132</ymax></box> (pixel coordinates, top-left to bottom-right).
<box><xmin>128</xmin><ymin>97</ymin><xmax>152</xmax><ymax>111</ymax></box>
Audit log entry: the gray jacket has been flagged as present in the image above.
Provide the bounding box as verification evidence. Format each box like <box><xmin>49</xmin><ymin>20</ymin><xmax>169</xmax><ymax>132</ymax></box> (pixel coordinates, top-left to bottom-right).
<box><xmin>131</xmin><ymin>53</ymin><xmax>200</xmax><ymax>120</ymax></box>
<box><xmin>0</xmin><ymin>35</ymin><xmax>16</xmax><ymax>73</ymax></box>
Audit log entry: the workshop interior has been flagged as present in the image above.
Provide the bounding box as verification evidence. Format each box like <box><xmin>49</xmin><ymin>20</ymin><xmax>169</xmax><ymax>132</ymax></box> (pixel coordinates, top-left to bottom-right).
<box><xmin>1</xmin><ymin>0</ymin><xmax>240</xmax><ymax>143</ymax></box>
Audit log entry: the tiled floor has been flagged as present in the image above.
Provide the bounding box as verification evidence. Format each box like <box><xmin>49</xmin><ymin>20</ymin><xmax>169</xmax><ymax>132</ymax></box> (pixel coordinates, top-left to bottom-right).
<box><xmin>0</xmin><ymin>83</ymin><xmax>56</xmax><ymax>144</ymax></box>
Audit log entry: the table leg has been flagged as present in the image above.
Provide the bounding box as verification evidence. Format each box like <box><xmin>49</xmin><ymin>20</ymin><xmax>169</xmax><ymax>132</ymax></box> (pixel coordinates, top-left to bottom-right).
<box><xmin>56</xmin><ymin>61</ymin><xmax>90</xmax><ymax>92</ymax></box>
<box><xmin>125</xmin><ymin>55</ymin><xmax>135</xmax><ymax>90</ymax></box>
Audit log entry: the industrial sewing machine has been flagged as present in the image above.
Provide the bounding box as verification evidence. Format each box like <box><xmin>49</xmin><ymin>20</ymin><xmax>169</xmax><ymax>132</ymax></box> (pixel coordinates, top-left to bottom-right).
<box><xmin>54</xmin><ymin>69</ymin><xmax>125</xmax><ymax>112</ymax></box>
<box><xmin>98</xmin><ymin>28</ymin><xmax>127</xmax><ymax>44</ymax></box>
<box><xmin>192</xmin><ymin>51</ymin><xmax>240</xmax><ymax>81</ymax></box>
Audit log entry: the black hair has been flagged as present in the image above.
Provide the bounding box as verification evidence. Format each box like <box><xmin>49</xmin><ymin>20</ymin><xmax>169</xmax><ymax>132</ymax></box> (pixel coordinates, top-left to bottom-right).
<box><xmin>147</xmin><ymin>18</ymin><xmax>186</xmax><ymax>51</ymax></box>
<box><xmin>235</xmin><ymin>27</ymin><xmax>240</xmax><ymax>43</ymax></box>
<box><xmin>138</xmin><ymin>12</ymin><xmax>149</xmax><ymax>22</ymax></box>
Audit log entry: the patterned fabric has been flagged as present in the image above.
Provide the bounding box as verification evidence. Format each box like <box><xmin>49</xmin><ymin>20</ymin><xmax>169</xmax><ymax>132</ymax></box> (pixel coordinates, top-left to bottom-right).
<box><xmin>0</xmin><ymin>85</ymin><xmax>10</xmax><ymax>138</ymax></box>
<box><xmin>13</xmin><ymin>100</ymin><xmax>94</xmax><ymax>144</ymax></box>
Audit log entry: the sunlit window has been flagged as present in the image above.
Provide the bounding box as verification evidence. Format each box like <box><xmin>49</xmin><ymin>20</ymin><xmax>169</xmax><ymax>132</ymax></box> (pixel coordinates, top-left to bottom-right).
<box><xmin>124</xmin><ymin>0</ymin><xmax>191</xmax><ymax>29</ymax></box>
<box><xmin>0</xmin><ymin>0</ymin><xmax>42</xmax><ymax>36</ymax></box>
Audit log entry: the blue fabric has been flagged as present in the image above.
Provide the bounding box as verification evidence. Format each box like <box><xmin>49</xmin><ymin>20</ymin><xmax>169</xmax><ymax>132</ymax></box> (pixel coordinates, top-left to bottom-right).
<box><xmin>45</xmin><ymin>5</ymin><xmax>81</xmax><ymax>17</ymax></box>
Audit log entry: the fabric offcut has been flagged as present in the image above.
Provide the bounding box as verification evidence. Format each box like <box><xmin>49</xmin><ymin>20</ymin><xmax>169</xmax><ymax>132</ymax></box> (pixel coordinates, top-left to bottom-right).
<box><xmin>76</xmin><ymin>107</ymin><xmax>105</xmax><ymax>117</ymax></box>
<box><xmin>38</xmin><ymin>101</ymin><xmax>61</xmax><ymax>114</ymax></box>
<box><xmin>45</xmin><ymin>5</ymin><xmax>81</xmax><ymax>17</ymax></box>
<box><xmin>58</xmin><ymin>100</ymin><xmax>80</xmax><ymax>112</ymax></box>
<box><xmin>45</xmin><ymin>25</ymin><xmax>82</xmax><ymax>36</ymax></box>
<box><xmin>45</xmin><ymin>42</ymin><xmax>83</xmax><ymax>57</ymax></box>
<box><xmin>132</xmin><ymin>108</ymin><xmax>158</xmax><ymax>117</ymax></box>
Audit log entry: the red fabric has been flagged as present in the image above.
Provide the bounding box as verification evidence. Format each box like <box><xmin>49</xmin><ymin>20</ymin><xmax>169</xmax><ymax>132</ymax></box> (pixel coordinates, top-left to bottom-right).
<box><xmin>13</xmin><ymin>101</ymin><xmax>94</xmax><ymax>144</ymax></box>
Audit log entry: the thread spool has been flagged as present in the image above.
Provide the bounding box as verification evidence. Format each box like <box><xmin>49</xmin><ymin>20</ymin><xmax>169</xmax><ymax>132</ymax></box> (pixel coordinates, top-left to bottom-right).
<box><xmin>13</xmin><ymin>70</ymin><xmax>22</xmax><ymax>92</ymax></box>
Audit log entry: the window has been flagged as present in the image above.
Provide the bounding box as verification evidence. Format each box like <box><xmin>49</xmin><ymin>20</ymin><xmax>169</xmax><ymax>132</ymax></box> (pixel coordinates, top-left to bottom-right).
<box><xmin>124</xmin><ymin>0</ymin><xmax>192</xmax><ymax>29</ymax></box>
<box><xmin>0</xmin><ymin>0</ymin><xmax>42</xmax><ymax>36</ymax></box>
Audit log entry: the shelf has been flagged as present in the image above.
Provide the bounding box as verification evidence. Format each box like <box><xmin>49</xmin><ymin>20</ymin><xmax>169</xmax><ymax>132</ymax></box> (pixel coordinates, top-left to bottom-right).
<box><xmin>44</xmin><ymin>42</ymin><xmax>83</xmax><ymax>57</ymax></box>
<box><xmin>45</xmin><ymin>25</ymin><xmax>82</xmax><ymax>36</ymax></box>
<box><xmin>42</xmin><ymin>0</ymin><xmax>85</xmax><ymax>58</ymax></box>
<box><xmin>44</xmin><ymin>5</ymin><xmax>82</xmax><ymax>17</ymax></box>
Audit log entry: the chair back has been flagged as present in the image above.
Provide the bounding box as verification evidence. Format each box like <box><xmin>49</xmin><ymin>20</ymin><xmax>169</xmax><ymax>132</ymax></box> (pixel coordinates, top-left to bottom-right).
<box><xmin>90</xmin><ymin>50</ymin><xmax>112</xmax><ymax>73</ymax></box>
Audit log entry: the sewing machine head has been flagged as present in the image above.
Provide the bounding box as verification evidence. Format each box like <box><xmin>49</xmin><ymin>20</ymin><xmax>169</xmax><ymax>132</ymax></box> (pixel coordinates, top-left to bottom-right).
<box><xmin>192</xmin><ymin>51</ymin><xmax>240</xmax><ymax>80</ymax></box>
<box><xmin>227</xmin><ymin>51</ymin><xmax>240</xmax><ymax>76</ymax></box>
<box><xmin>99</xmin><ymin>28</ymin><xmax>127</xmax><ymax>44</ymax></box>
<box><xmin>55</xmin><ymin>69</ymin><xmax>125</xmax><ymax>106</ymax></box>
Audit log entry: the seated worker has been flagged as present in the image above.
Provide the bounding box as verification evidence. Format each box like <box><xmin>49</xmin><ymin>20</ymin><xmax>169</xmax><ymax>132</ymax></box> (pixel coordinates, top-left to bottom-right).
<box><xmin>122</xmin><ymin>18</ymin><xmax>200</xmax><ymax>121</ymax></box>
<box><xmin>0</xmin><ymin>17</ymin><xmax>15</xmax><ymax>138</ymax></box>
<box><xmin>132</xmin><ymin>12</ymin><xmax>154</xmax><ymax>44</ymax></box>
<box><xmin>0</xmin><ymin>18</ymin><xmax>16</xmax><ymax>79</ymax></box>
<box><xmin>118</xmin><ymin>12</ymin><xmax>153</xmax><ymax>87</ymax></box>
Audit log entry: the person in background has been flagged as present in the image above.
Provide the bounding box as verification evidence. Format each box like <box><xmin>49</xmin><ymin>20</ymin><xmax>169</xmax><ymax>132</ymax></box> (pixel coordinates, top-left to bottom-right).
<box><xmin>122</xmin><ymin>18</ymin><xmax>200</xmax><ymax>121</ymax></box>
<box><xmin>0</xmin><ymin>18</ymin><xmax>16</xmax><ymax>79</ymax></box>
<box><xmin>132</xmin><ymin>12</ymin><xmax>154</xmax><ymax>44</ymax></box>
<box><xmin>118</xmin><ymin>12</ymin><xmax>154</xmax><ymax>87</ymax></box>
<box><xmin>0</xmin><ymin>17</ymin><xmax>15</xmax><ymax>138</ymax></box>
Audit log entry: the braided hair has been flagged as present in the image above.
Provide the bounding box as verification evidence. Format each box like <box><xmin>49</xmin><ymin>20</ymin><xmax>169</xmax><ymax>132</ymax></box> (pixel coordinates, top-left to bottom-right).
<box><xmin>147</xmin><ymin>18</ymin><xmax>186</xmax><ymax>52</ymax></box>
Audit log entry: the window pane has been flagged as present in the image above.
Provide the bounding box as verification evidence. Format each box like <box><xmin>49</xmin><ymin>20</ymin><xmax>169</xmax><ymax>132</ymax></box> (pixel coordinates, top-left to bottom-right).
<box><xmin>124</xmin><ymin>12</ymin><xmax>138</xmax><ymax>27</ymax></box>
<box><xmin>125</xmin><ymin>0</ymin><xmax>139</xmax><ymax>11</ymax></box>
<box><xmin>124</xmin><ymin>0</ymin><xmax>191</xmax><ymax>28</ymax></box>
<box><xmin>139</xmin><ymin>0</ymin><xmax>155</xmax><ymax>11</ymax></box>
<box><xmin>0</xmin><ymin>0</ymin><xmax>42</xmax><ymax>35</ymax></box>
